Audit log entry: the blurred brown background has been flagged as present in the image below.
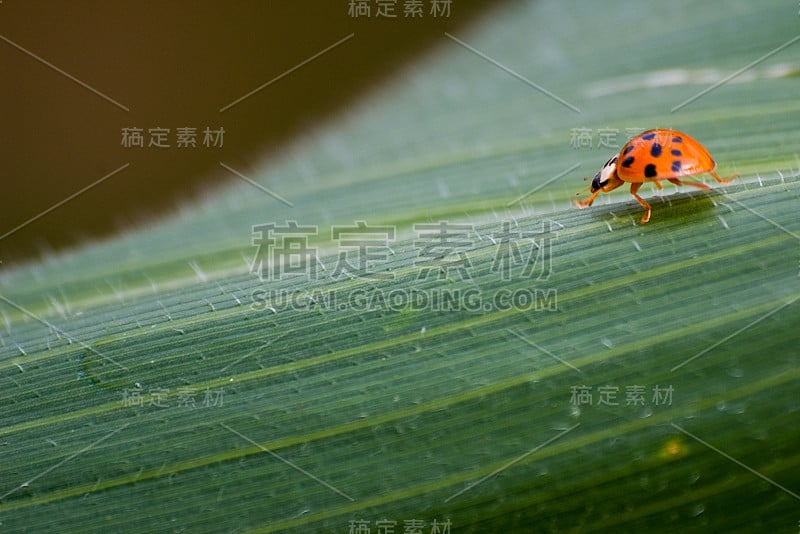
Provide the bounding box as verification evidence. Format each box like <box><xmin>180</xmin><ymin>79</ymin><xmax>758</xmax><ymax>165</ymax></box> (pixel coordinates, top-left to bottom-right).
<box><xmin>0</xmin><ymin>0</ymin><xmax>503</xmax><ymax>264</ymax></box>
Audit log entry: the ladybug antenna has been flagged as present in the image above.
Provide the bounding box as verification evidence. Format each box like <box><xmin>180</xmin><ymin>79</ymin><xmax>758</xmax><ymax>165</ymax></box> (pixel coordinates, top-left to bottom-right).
<box><xmin>577</xmin><ymin>177</ymin><xmax>592</xmax><ymax>195</ymax></box>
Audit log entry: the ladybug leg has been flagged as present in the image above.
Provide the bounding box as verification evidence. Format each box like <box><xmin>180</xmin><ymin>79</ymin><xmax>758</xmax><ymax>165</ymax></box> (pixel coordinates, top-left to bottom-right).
<box><xmin>653</xmin><ymin>180</ymin><xmax>664</xmax><ymax>190</ymax></box>
<box><xmin>668</xmin><ymin>178</ymin><xmax>710</xmax><ymax>191</ymax></box>
<box><xmin>573</xmin><ymin>191</ymin><xmax>599</xmax><ymax>208</ymax></box>
<box><xmin>574</xmin><ymin>176</ymin><xmax>624</xmax><ymax>209</ymax></box>
<box><xmin>709</xmin><ymin>171</ymin><xmax>738</xmax><ymax>184</ymax></box>
<box><xmin>629</xmin><ymin>182</ymin><xmax>651</xmax><ymax>224</ymax></box>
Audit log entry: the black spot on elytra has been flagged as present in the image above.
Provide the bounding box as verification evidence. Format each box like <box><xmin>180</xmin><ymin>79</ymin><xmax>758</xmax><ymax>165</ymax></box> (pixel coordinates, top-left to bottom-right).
<box><xmin>671</xmin><ymin>149</ymin><xmax>682</xmax><ymax>156</ymax></box>
<box><xmin>641</xmin><ymin>132</ymin><xmax>656</xmax><ymax>140</ymax></box>
<box><xmin>671</xmin><ymin>160</ymin><xmax>682</xmax><ymax>172</ymax></box>
<box><xmin>623</xmin><ymin>145</ymin><xmax>635</xmax><ymax>155</ymax></box>
<box><xmin>621</xmin><ymin>156</ymin><xmax>635</xmax><ymax>168</ymax></box>
<box><xmin>644</xmin><ymin>163</ymin><xmax>657</xmax><ymax>178</ymax></box>
<box><xmin>650</xmin><ymin>143</ymin><xmax>663</xmax><ymax>157</ymax></box>
<box><xmin>672</xmin><ymin>136</ymin><xmax>683</xmax><ymax>143</ymax></box>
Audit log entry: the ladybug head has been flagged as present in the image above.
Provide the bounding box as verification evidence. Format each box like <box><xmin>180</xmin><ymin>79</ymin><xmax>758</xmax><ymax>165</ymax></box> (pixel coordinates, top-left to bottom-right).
<box><xmin>590</xmin><ymin>154</ymin><xmax>618</xmax><ymax>192</ymax></box>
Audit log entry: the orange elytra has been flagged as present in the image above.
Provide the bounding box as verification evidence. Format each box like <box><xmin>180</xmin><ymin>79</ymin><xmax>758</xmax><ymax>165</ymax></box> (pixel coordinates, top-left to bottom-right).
<box><xmin>573</xmin><ymin>129</ymin><xmax>737</xmax><ymax>223</ymax></box>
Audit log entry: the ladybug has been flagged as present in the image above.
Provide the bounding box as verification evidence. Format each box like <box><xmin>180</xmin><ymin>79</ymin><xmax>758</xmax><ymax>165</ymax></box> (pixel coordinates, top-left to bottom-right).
<box><xmin>574</xmin><ymin>129</ymin><xmax>736</xmax><ymax>223</ymax></box>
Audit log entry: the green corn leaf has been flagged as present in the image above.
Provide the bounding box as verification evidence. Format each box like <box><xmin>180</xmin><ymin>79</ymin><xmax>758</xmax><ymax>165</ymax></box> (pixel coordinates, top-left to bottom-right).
<box><xmin>1</xmin><ymin>2</ymin><xmax>799</xmax><ymax>532</ymax></box>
